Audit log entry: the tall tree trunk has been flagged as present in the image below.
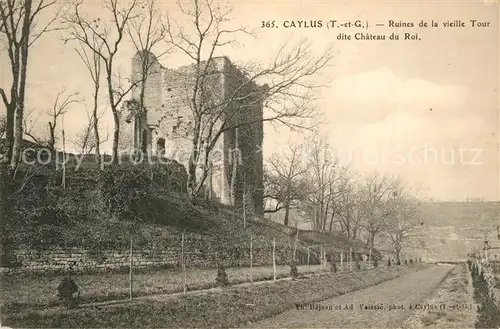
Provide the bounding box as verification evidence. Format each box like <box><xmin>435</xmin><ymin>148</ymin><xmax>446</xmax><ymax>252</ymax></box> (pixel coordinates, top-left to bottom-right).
<box><xmin>48</xmin><ymin>122</ymin><xmax>55</xmax><ymax>152</ymax></box>
<box><xmin>323</xmin><ymin>201</ymin><xmax>329</xmax><ymax>231</ymax></box>
<box><xmin>112</xmin><ymin>110</ymin><xmax>120</xmax><ymax>164</ymax></box>
<box><xmin>105</xmin><ymin>64</ymin><xmax>120</xmax><ymax>165</ymax></box>
<box><xmin>92</xmin><ymin>93</ymin><xmax>101</xmax><ymax>165</ymax></box>
<box><xmin>187</xmin><ymin>158</ymin><xmax>197</xmax><ymax>199</ymax></box>
<box><xmin>205</xmin><ymin>161</ymin><xmax>212</xmax><ymax>201</ymax></box>
<box><xmin>4</xmin><ymin>106</ymin><xmax>15</xmax><ymax>164</ymax></box>
<box><xmin>314</xmin><ymin>207</ymin><xmax>319</xmax><ymax>231</ymax></box>
<box><xmin>230</xmin><ymin>128</ymin><xmax>239</xmax><ymax>206</ymax></box>
<box><xmin>319</xmin><ymin>200</ymin><xmax>325</xmax><ymax>232</ymax></box>
<box><xmin>187</xmin><ymin>119</ymin><xmax>201</xmax><ymax>199</ymax></box>
<box><xmin>284</xmin><ymin>201</ymin><xmax>290</xmax><ymax>226</ymax></box>
<box><xmin>92</xmin><ymin>71</ymin><xmax>101</xmax><ymax>164</ymax></box>
<box><xmin>328</xmin><ymin>209</ymin><xmax>335</xmax><ymax>232</ymax></box>
<box><xmin>137</xmin><ymin>64</ymin><xmax>147</xmax><ymax>151</ymax></box>
<box><xmin>11</xmin><ymin>0</ymin><xmax>32</xmax><ymax>169</ymax></box>
<box><xmin>368</xmin><ymin>232</ymin><xmax>375</xmax><ymax>253</ymax></box>
<box><xmin>6</xmin><ymin>45</ymin><xmax>20</xmax><ymax>166</ymax></box>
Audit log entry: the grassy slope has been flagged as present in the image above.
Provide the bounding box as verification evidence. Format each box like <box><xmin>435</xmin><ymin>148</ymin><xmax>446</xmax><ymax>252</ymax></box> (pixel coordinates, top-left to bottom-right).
<box><xmin>6</xmin><ymin>188</ymin><xmax>307</xmax><ymax>254</ymax></box>
<box><xmin>6</xmin><ymin>164</ymin><xmax>370</xmax><ymax>263</ymax></box>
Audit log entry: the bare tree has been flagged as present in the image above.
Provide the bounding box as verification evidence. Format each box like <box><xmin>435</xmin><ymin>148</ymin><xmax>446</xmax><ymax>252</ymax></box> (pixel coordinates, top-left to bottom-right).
<box><xmin>23</xmin><ymin>89</ymin><xmax>80</xmax><ymax>153</ymax></box>
<box><xmin>359</xmin><ymin>172</ymin><xmax>400</xmax><ymax>254</ymax></box>
<box><xmin>125</xmin><ymin>0</ymin><xmax>168</xmax><ymax>152</ymax></box>
<box><xmin>47</xmin><ymin>90</ymin><xmax>80</xmax><ymax>152</ymax></box>
<box><xmin>73</xmin><ymin>106</ymin><xmax>109</xmax><ymax>155</ymax></box>
<box><xmin>384</xmin><ymin>183</ymin><xmax>422</xmax><ymax>263</ymax></box>
<box><xmin>263</xmin><ymin>142</ymin><xmax>309</xmax><ymax>226</ymax></box>
<box><xmin>0</xmin><ymin>0</ymin><xmax>62</xmax><ymax>169</ymax></box>
<box><xmin>73</xmin><ymin>28</ymin><xmax>104</xmax><ymax>164</ymax></box>
<box><xmin>325</xmin><ymin>166</ymin><xmax>351</xmax><ymax>233</ymax></box>
<box><xmin>301</xmin><ymin>135</ymin><xmax>346</xmax><ymax>232</ymax></box>
<box><xmin>163</xmin><ymin>0</ymin><xmax>333</xmax><ymax>199</ymax></box>
<box><xmin>23</xmin><ymin>108</ymin><xmax>45</xmax><ymax>145</ymax></box>
<box><xmin>64</xmin><ymin>0</ymin><xmax>141</xmax><ymax>163</ymax></box>
<box><xmin>337</xmin><ymin>179</ymin><xmax>364</xmax><ymax>239</ymax></box>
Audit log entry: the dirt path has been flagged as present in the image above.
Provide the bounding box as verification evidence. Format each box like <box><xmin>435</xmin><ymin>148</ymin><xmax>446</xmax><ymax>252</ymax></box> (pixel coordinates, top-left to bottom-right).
<box><xmin>402</xmin><ymin>263</ymin><xmax>477</xmax><ymax>328</ymax></box>
<box><xmin>251</xmin><ymin>265</ymin><xmax>452</xmax><ymax>328</ymax></box>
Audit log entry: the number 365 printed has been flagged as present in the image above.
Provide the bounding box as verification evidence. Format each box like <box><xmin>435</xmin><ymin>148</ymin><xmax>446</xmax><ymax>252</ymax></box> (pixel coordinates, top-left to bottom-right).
<box><xmin>261</xmin><ymin>20</ymin><xmax>277</xmax><ymax>28</ymax></box>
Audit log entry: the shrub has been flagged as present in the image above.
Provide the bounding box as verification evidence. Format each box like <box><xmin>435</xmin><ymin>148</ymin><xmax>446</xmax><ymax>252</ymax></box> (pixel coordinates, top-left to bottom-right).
<box><xmin>97</xmin><ymin>164</ymin><xmax>152</xmax><ymax>220</ymax></box>
<box><xmin>216</xmin><ymin>262</ymin><xmax>229</xmax><ymax>287</ymax></box>
<box><xmin>149</xmin><ymin>161</ymin><xmax>187</xmax><ymax>192</ymax></box>
<box><xmin>57</xmin><ymin>277</ymin><xmax>80</xmax><ymax>309</ymax></box>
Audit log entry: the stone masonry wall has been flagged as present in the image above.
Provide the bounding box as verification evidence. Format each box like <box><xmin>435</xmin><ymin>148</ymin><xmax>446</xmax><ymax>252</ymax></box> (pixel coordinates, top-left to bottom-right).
<box><xmin>1</xmin><ymin>243</ymin><xmax>314</xmax><ymax>275</ymax></box>
<box><xmin>123</xmin><ymin>52</ymin><xmax>265</xmax><ymax>212</ymax></box>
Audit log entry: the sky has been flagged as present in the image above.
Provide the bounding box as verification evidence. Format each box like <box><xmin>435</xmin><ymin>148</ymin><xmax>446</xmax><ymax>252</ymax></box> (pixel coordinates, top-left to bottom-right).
<box><xmin>1</xmin><ymin>0</ymin><xmax>499</xmax><ymax>201</ymax></box>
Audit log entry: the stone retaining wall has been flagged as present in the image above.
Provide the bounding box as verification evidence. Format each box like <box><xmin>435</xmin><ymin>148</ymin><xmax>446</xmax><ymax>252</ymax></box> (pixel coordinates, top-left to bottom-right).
<box><xmin>0</xmin><ymin>244</ymin><xmax>316</xmax><ymax>275</ymax></box>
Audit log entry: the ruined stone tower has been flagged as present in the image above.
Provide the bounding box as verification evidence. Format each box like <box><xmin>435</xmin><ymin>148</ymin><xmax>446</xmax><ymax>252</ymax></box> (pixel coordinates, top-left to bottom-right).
<box><xmin>120</xmin><ymin>51</ymin><xmax>265</xmax><ymax>214</ymax></box>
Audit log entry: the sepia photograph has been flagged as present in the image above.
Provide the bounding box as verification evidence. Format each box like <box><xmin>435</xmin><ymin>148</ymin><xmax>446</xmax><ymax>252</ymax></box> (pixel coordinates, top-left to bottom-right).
<box><xmin>0</xmin><ymin>0</ymin><xmax>498</xmax><ymax>328</ymax></box>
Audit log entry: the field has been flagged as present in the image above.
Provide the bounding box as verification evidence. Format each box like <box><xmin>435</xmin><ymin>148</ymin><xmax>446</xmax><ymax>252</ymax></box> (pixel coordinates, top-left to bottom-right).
<box><xmin>1</xmin><ymin>264</ymin><xmax>427</xmax><ymax>328</ymax></box>
<box><xmin>0</xmin><ymin>264</ymin><xmax>324</xmax><ymax>313</ymax></box>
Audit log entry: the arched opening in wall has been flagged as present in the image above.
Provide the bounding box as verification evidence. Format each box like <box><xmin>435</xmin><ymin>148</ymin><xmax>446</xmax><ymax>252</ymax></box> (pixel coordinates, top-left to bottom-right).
<box><xmin>157</xmin><ymin>137</ymin><xmax>166</xmax><ymax>156</ymax></box>
<box><xmin>141</xmin><ymin>129</ymin><xmax>148</xmax><ymax>153</ymax></box>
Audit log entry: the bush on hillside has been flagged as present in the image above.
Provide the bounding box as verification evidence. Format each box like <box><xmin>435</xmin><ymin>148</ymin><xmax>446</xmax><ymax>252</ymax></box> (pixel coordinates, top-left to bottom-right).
<box><xmin>149</xmin><ymin>161</ymin><xmax>187</xmax><ymax>193</ymax></box>
<box><xmin>97</xmin><ymin>164</ymin><xmax>153</xmax><ymax>220</ymax></box>
<box><xmin>57</xmin><ymin>276</ymin><xmax>80</xmax><ymax>309</ymax></box>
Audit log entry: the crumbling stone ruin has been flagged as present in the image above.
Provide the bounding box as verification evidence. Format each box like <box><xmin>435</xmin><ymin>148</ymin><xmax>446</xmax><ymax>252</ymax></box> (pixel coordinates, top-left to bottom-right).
<box><xmin>120</xmin><ymin>51</ymin><xmax>265</xmax><ymax>214</ymax></box>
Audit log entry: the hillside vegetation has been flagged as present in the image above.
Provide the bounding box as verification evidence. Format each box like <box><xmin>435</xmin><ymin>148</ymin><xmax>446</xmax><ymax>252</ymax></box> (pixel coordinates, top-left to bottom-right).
<box><xmin>1</xmin><ymin>157</ymin><xmax>370</xmax><ymax>269</ymax></box>
<box><xmin>2</xmin><ymin>170</ymin><xmax>295</xmax><ymax>253</ymax></box>
<box><xmin>418</xmin><ymin>201</ymin><xmax>499</xmax><ymax>229</ymax></box>
<box><xmin>413</xmin><ymin>201</ymin><xmax>500</xmax><ymax>261</ymax></box>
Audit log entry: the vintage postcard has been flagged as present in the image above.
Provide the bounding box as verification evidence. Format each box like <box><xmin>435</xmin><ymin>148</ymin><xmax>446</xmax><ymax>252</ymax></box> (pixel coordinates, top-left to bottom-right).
<box><xmin>0</xmin><ymin>0</ymin><xmax>498</xmax><ymax>328</ymax></box>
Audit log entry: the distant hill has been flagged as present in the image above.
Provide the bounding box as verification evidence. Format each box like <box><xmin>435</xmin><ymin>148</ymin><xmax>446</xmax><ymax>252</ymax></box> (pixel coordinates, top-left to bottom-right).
<box><xmin>265</xmin><ymin>201</ymin><xmax>500</xmax><ymax>261</ymax></box>
<box><xmin>416</xmin><ymin>201</ymin><xmax>500</xmax><ymax>261</ymax></box>
<box><xmin>418</xmin><ymin>201</ymin><xmax>500</xmax><ymax>238</ymax></box>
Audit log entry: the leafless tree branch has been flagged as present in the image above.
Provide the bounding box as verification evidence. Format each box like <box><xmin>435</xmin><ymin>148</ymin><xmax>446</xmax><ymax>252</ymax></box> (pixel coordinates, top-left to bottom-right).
<box><xmin>63</xmin><ymin>0</ymin><xmax>142</xmax><ymax>163</ymax></box>
<box><xmin>162</xmin><ymin>0</ymin><xmax>333</xmax><ymax>200</ymax></box>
